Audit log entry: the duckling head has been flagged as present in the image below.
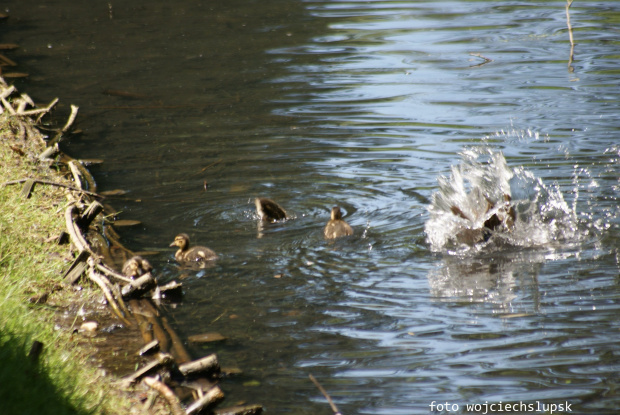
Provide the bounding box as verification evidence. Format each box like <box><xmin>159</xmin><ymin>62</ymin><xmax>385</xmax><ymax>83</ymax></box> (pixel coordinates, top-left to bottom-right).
<box><xmin>170</xmin><ymin>233</ymin><xmax>191</xmax><ymax>251</ymax></box>
<box><xmin>331</xmin><ymin>206</ymin><xmax>343</xmax><ymax>221</ymax></box>
<box><xmin>122</xmin><ymin>255</ymin><xmax>153</xmax><ymax>278</ymax></box>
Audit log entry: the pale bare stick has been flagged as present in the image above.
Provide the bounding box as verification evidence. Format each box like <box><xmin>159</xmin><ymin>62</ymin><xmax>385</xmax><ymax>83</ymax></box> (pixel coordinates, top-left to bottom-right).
<box><xmin>61</xmin><ymin>104</ymin><xmax>79</xmax><ymax>132</ymax></box>
<box><xmin>87</xmin><ymin>260</ymin><xmax>132</xmax><ymax>326</ymax></box>
<box><xmin>566</xmin><ymin>0</ymin><xmax>575</xmax><ymax>72</ymax></box>
<box><xmin>142</xmin><ymin>376</ymin><xmax>185</xmax><ymax>415</ymax></box>
<box><xmin>309</xmin><ymin>374</ymin><xmax>342</xmax><ymax>415</ymax></box>
<box><xmin>14</xmin><ymin>96</ymin><xmax>59</xmax><ymax>116</ymax></box>
<box><xmin>1</xmin><ymin>178</ymin><xmax>102</xmax><ymax>198</ymax></box>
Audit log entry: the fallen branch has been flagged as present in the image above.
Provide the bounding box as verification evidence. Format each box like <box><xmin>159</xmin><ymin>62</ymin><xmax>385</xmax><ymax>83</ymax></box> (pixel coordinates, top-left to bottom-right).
<box><xmin>178</xmin><ymin>354</ymin><xmax>219</xmax><ymax>378</ymax></box>
<box><xmin>46</xmin><ymin>103</ymin><xmax>79</xmax><ymax>141</ymax></box>
<box><xmin>142</xmin><ymin>376</ymin><xmax>185</xmax><ymax>415</ymax></box>
<box><xmin>61</xmin><ymin>104</ymin><xmax>79</xmax><ymax>132</ymax></box>
<box><xmin>76</xmin><ymin>200</ymin><xmax>104</xmax><ymax>230</ymax></box>
<box><xmin>65</xmin><ymin>205</ymin><xmax>93</xmax><ymax>254</ymax></box>
<box><xmin>0</xmin><ymin>84</ymin><xmax>15</xmax><ymax>100</ymax></box>
<box><xmin>17</xmin><ymin>97</ymin><xmax>59</xmax><ymax>116</ymax></box>
<box><xmin>96</xmin><ymin>262</ymin><xmax>133</xmax><ymax>284</ymax></box>
<box><xmin>566</xmin><ymin>0</ymin><xmax>575</xmax><ymax>72</ymax></box>
<box><xmin>1</xmin><ymin>178</ymin><xmax>102</xmax><ymax>198</ymax></box>
<box><xmin>63</xmin><ymin>250</ymin><xmax>91</xmax><ymax>284</ymax></box>
<box><xmin>121</xmin><ymin>273</ymin><xmax>157</xmax><ymax>299</ymax></box>
<box><xmin>185</xmin><ymin>386</ymin><xmax>225</xmax><ymax>415</ymax></box>
<box><xmin>87</xmin><ymin>262</ymin><xmax>131</xmax><ymax>326</ymax></box>
<box><xmin>119</xmin><ymin>353</ymin><xmax>174</xmax><ymax>386</ymax></box>
<box><xmin>309</xmin><ymin>374</ymin><xmax>342</xmax><ymax>415</ymax></box>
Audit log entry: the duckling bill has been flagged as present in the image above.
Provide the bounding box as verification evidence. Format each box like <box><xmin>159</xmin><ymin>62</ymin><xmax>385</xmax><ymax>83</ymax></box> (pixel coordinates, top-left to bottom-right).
<box><xmin>170</xmin><ymin>233</ymin><xmax>217</xmax><ymax>263</ymax></box>
<box><xmin>324</xmin><ymin>206</ymin><xmax>353</xmax><ymax>239</ymax></box>
<box><xmin>255</xmin><ymin>197</ymin><xmax>287</xmax><ymax>222</ymax></box>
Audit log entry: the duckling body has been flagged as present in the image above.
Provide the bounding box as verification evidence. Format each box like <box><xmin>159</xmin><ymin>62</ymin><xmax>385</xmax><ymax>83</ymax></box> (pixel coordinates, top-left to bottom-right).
<box><xmin>451</xmin><ymin>193</ymin><xmax>516</xmax><ymax>245</ymax></box>
<box><xmin>324</xmin><ymin>206</ymin><xmax>353</xmax><ymax>239</ymax></box>
<box><xmin>170</xmin><ymin>233</ymin><xmax>217</xmax><ymax>263</ymax></box>
<box><xmin>255</xmin><ymin>197</ymin><xmax>287</xmax><ymax>222</ymax></box>
<box><xmin>122</xmin><ymin>256</ymin><xmax>153</xmax><ymax>278</ymax></box>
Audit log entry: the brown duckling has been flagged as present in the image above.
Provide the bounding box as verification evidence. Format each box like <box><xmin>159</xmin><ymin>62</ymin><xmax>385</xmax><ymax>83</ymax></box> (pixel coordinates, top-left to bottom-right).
<box><xmin>324</xmin><ymin>206</ymin><xmax>354</xmax><ymax>239</ymax></box>
<box><xmin>170</xmin><ymin>233</ymin><xmax>217</xmax><ymax>263</ymax></box>
<box><xmin>122</xmin><ymin>255</ymin><xmax>153</xmax><ymax>278</ymax></box>
<box><xmin>255</xmin><ymin>197</ymin><xmax>287</xmax><ymax>222</ymax></box>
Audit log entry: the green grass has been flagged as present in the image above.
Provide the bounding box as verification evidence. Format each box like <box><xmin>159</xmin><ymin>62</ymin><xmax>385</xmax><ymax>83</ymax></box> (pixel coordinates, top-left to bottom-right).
<box><xmin>0</xmin><ymin>112</ymin><xmax>135</xmax><ymax>414</ymax></box>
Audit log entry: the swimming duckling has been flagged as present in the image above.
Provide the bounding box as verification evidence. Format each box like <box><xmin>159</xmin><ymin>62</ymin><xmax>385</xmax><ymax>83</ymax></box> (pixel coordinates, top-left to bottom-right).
<box><xmin>122</xmin><ymin>256</ymin><xmax>153</xmax><ymax>278</ymax></box>
<box><xmin>169</xmin><ymin>233</ymin><xmax>217</xmax><ymax>263</ymax></box>
<box><xmin>255</xmin><ymin>197</ymin><xmax>287</xmax><ymax>222</ymax></box>
<box><xmin>324</xmin><ymin>206</ymin><xmax>354</xmax><ymax>239</ymax></box>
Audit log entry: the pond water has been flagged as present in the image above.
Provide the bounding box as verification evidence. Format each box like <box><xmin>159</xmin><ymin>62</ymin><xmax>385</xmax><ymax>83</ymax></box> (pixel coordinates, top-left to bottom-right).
<box><xmin>4</xmin><ymin>0</ymin><xmax>620</xmax><ymax>414</ymax></box>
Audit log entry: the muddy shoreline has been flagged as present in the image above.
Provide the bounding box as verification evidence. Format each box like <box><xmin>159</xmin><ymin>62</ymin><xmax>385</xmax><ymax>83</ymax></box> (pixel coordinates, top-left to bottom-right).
<box><xmin>0</xmin><ymin>42</ymin><xmax>261</xmax><ymax>415</ymax></box>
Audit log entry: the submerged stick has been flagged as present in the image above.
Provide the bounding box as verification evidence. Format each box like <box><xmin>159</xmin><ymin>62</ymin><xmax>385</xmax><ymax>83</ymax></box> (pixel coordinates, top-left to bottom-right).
<box><xmin>309</xmin><ymin>374</ymin><xmax>342</xmax><ymax>415</ymax></box>
<box><xmin>129</xmin><ymin>299</ymin><xmax>155</xmax><ymax>344</ymax></box>
<box><xmin>161</xmin><ymin>316</ymin><xmax>192</xmax><ymax>364</ymax></box>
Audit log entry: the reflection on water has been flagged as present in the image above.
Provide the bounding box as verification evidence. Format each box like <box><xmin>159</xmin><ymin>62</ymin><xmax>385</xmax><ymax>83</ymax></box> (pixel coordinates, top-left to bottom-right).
<box><xmin>5</xmin><ymin>0</ymin><xmax>620</xmax><ymax>413</ymax></box>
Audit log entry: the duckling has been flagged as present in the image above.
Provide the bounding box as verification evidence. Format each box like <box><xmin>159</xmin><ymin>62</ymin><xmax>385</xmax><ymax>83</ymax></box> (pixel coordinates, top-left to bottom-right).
<box><xmin>483</xmin><ymin>194</ymin><xmax>516</xmax><ymax>231</ymax></box>
<box><xmin>451</xmin><ymin>193</ymin><xmax>516</xmax><ymax>244</ymax></box>
<box><xmin>324</xmin><ymin>206</ymin><xmax>354</xmax><ymax>239</ymax></box>
<box><xmin>122</xmin><ymin>255</ymin><xmax>153</xmax><ymax>278</ymax></box>
<box><xmin>255</xmin><ymin>197</ymin><xmax>287</xmax><ymax>222</ymax></box>
<box><xmin>169</xmin><ymin>233</ymin><xmax>217</xmax><ymax>263</ymax></box>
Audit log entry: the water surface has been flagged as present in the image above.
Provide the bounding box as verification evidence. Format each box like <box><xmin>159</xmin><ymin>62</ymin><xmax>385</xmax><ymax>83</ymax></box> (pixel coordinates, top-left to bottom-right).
<box><xmin>4</xmin><ymin>1</ymin><xmax>619</xmax><ymax>413</ymax></box>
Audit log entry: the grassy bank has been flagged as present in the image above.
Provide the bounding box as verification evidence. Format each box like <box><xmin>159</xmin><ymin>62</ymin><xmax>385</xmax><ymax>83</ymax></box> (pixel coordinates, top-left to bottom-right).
<box><xmin>0</xmin><ymin>105</ymin><xmax>136</xmax><ymax>413</ymax></box>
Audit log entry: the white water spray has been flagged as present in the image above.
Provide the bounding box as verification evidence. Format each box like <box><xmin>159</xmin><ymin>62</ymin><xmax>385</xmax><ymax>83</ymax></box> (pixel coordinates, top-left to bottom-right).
<box><xmin>425</xmin><ymin>147</ymin><xmax>580</xmax><ymax>252</ymax></box>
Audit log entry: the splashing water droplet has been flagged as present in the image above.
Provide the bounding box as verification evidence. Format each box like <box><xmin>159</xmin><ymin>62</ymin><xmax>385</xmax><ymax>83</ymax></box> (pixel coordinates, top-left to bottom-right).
<box><xmin>425</xmin><ymin>148</ymin><xmax>581</xmax><ymax>252</ymax></box>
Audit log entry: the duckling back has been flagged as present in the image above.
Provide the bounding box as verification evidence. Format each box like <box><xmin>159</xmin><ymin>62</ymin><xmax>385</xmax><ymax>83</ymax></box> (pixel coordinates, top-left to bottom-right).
<box><xmin>177</xmin><ymin>246</ymin><xmax>217</xmax><ymax>262</ymax></box>
<box><xmin>324</xmin><ymin>206</ymin><xmax>353</xmax><ymax>239</ymax></box>
<box><xmin>255</xmin><ymin>197</ymin><xmax>287</xmax><ymax>222</ymax></box>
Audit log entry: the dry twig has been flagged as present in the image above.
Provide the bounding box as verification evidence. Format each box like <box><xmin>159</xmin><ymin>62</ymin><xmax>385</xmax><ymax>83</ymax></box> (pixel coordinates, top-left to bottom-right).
<box><xmin>142</xmin><ymin>376</ymin><xmax>185</xmax><ymax>415</ymax></box>
<box><xmin>566</xmin><ymin>0</ymin><xmax>575</xmax><ymax>72</ymax></box>
<box><xmin>1</xmin><ymin>178</ymin><xmax>102</xmax><ymax>198</ymax></box>
<box><xmin>309</xmin><ymin>374</ymin><xmax>342</xmax><ymax>415</ymax></box>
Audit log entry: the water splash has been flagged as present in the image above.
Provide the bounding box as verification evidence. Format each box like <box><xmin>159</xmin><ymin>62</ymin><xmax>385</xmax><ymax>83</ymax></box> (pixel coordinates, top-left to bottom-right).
<box><xmin>425</xmin><ymin>147</ymin><xmax>581</xmax><ymax>252</ymax></box>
